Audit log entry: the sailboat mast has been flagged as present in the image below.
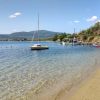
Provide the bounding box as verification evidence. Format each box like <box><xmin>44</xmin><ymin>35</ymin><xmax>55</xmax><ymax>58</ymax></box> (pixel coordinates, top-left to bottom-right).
<box><xmin>37</xmin><ymin>13</ymin><xmax>39</xmax><ymax>42</ymax></box>
<box><xmin>74</xmin><ymin>28</ymin><xmax>75</xmax><ymax>34</ymax></box>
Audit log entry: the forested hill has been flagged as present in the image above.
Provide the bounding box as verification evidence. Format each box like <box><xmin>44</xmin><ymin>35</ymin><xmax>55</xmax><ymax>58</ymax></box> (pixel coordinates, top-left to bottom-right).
<box><xmin>78</xmin><ymin>22</ymin><xmax>100</xmax><ymax>42</ymax></box>
<box><xmin>52</xmin><ymin>22</ymin><xmax>100</xmax><ymax>43</ymax></box>
<box><xmin>0</xmin><ymin>30</ymin><xmax>60</xmax><ymax>41</ymax></box>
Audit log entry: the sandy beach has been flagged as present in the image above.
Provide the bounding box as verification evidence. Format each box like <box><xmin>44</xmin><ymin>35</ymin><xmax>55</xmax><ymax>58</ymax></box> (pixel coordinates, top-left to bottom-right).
<box><xmin>55</xmin><ymin>68</ymin><xmax>100</xmax><ymax>100</ymax></box>
<box><xmin>6</xmin><ymin>68</ymin><xmax>100</xmax><ymax>100</ymax></box>
<box><xmin>18</xmin><ymin>68</ymin><xmax>100</xmax><ymax>100</ymax></box>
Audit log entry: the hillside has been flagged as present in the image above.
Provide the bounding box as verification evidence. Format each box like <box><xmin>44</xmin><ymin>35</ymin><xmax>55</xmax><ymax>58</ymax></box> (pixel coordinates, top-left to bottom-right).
<box><xmin>0</xmin><ymin>30</ymin><xmax>59</xmax><ymax>41</ymax></box>
<box><xmin>52</xmin><ymin>22</ymin><xmax>100</xmax><ymax>43</ymax></box>
<box><xmin>78</xmin><ymin>22</ymin><xmax>100</xmax><ymax>42</ymax></box>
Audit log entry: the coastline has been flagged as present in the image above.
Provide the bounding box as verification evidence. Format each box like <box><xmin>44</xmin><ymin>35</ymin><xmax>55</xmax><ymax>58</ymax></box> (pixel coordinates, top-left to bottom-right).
<box><xmin>17</xmin><ymin>66</ymin><xmax>100</xmax><ymax>100</ymax></box>
<box><xmin>54</xmin><ymin>67</ymin><xmax>100</xmax><ymax>100</ymax></box>
<box><xmin>5</xmin><ymin>67</ymin><xmax>100</xmax><ymax>100</ymax></box>
<box><xmin>9</xmin><ymin>62</ymin><xmax>99</xmax><ymax>100</ymax></box>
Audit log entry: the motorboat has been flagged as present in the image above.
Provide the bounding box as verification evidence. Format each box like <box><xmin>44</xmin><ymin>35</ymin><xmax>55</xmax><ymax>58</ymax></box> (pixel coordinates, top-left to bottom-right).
<box><xmin>93</xmin><ymin>43</ymin><xmax>100</xmax><ymax>48</ymax></box>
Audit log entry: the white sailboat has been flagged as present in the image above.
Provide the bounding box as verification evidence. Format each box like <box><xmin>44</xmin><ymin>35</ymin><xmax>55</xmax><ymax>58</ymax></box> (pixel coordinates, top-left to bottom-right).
<box><xmin>31</xmin><ymin>14</ymin><xmax>49</xmax><ymax>50</ymax></box>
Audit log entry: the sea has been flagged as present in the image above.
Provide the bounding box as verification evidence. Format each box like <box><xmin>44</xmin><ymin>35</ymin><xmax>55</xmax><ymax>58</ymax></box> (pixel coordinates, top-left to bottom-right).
<box><xmin>0</xmin><ymin>41</ymin><xmax>100</xmax><ymax>100</ymax></box>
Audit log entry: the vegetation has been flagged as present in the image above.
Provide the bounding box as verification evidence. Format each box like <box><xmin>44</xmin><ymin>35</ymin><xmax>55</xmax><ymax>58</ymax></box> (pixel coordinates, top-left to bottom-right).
<box><xmin>53</xmin><ymin>33</ymin><xmax>75</xmax><ymax>41</ymax></box>
<box><xmin>0</xmin><ymin>22</ymin><xmax>100</xmax><ymax>42</ymax></box>
<box><xmin>53</xmin><ymin>22</ymin><xmax>100</xmax><ymax>43</ymax></box>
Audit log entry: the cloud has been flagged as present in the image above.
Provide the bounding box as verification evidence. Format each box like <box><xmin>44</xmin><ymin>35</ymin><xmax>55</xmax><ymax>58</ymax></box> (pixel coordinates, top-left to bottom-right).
<box><xmin>14</xmin><ymin>12</ymin><xmax>21</xmax><ymax>16</ymax></box>
<box><xmin>73</xmin><ymin>20</ymin><xmax>80</xmax><ymax>23</ymax></box>
<box><xmin>9</xmin><ymin>12</ymin><xmax>22</xmax><ymax>19</ymax></box>
<box><xmin>87</xmin><ymin>16</ymin><xmax>98</xmax><ymax>22</ymax></box>
<box><xmin>9</xmin><ymin>15</ymin><xmax>16</xmax><ymax>18</ymax></box>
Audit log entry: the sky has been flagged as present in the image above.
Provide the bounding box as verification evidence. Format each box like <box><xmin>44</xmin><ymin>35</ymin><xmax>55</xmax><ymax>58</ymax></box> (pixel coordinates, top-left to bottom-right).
<box><xmin>0</xmin><ymin>0</ymin><xmax>100</xmax><ymax>34</ymax></box>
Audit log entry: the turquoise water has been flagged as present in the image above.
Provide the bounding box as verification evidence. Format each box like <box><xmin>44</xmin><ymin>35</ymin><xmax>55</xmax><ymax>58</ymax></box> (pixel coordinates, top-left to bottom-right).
<box><xmin>0</xmin><ymin>41</ymin><xmax>100</xmax><ymax>99</ymax></box>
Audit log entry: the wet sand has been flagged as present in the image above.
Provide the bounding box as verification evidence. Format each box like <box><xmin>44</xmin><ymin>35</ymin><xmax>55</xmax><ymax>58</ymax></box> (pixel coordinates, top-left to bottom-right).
<box><xmin>55</xmin><ymin>68</ymin><xmax>100</xmax><ymax>100</ymax></box>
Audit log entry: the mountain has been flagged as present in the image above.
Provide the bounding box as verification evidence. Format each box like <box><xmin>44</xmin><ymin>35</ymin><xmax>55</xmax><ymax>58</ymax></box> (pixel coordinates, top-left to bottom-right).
<box><xmin>0</xmin><ymin>30</ymin><xmax>60</xmax><ymax>41</ymax></box>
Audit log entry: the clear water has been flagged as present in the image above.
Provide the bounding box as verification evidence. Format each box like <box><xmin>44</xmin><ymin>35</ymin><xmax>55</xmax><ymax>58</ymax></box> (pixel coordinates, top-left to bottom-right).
<box><xmin>0</xmin><ymin>41</ymin><xmax>100</xmax><ymax>100</ymax></box>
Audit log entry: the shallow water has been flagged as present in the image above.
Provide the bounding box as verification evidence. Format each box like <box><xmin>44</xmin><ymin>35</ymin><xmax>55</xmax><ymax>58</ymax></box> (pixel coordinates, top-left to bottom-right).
<box><xmin>0</xmin><ymin>41</ymin><xmax>100</xmax><ymax>100</ymax></box>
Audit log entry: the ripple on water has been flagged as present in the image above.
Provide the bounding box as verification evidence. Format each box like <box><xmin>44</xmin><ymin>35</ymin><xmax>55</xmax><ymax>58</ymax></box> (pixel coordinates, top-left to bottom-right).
<box><xmin>0</xmin><ymin>42</ymin><xmax>100</xmax><ymax>100</ymax></box>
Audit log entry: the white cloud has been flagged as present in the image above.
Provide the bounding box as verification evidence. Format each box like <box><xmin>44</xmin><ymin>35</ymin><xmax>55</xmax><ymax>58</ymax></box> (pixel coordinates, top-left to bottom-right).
<box><xmin>9</xmin><ymin>12</ymin><xmax>22</xmax><ymax>19</ymax></box>
<box><xmin>14</xmin><ymin>12</ymin><xmax>21</xmax><ymax>16</ymax></box>
<box><xmin>73</xmin><ymin>20</ymin><xmax>80</xmax><ymax>23</ymax></box>
<box><xmin>87</xmin><ymin>16</ymin><xmax>98</xmax><ymax>22</ymax></box>
<box><xmin>9</xmin><ymin>15</ymin><xmax>16</xmax><ymax>18</ymax></box>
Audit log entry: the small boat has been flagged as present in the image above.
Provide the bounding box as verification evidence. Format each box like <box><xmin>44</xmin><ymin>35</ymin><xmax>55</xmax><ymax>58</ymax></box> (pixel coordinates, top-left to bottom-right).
<box><xmin>31</xmin><ymin>13</ymin><xmax>49</xmax><ymax>50</ymax></box>
<box><xmin>62</xmin><ymin>41</ymin><xmax>66</xmax><ymax>45</ymax></box>
<box><xmin>93</xmin><ymin>43</ymin><xmax>100</xmax><ymax>48</ymax></box>
<box><xmin>31</xmin><ymin>44</ymin><xmax>49</xmax><ymax>50</ymax></box>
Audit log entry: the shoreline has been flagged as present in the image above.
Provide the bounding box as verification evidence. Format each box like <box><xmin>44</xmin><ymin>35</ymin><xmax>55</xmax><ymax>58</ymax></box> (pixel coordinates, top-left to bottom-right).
<box><xmin>16</xmin><ymin>66</ymin><xmax>99</xmax><ymax>100</ymax></box>
<box><xmin>54</xmin><ymin>67</ymin><xmax>100</xmax><ymax>100</ymax></box>
<box><xmin>4</xmin><ymin>67</ymin><xmax>100</xmax><ymax>100</ymax></box>
<box><xmin>10</xmin><ymin>64</ymin><xmax>99</xmax><ymax>100</ymax></box>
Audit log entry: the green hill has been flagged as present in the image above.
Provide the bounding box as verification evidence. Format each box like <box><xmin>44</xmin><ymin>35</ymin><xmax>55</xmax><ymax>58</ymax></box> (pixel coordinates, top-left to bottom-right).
<box><xmin>52</xmin><ymin>22</ymin><xmax>100</xmax><ymax>43</ymax></box>
<box><xmin>0</xmin><ymin>30</ymin><xmax>60</xmax><ymax>41</ymax></box>
<box><xmin>78</xmin><ymin>22</ymin><xmax>100</xmax><ymax>42</ymax></box>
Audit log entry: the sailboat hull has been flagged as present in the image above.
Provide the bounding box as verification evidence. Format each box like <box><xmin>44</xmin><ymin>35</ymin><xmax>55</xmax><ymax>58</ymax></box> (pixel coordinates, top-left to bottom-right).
<box><xmin>31</xmin><ymin>45</ymin><xmax>49</xmax><ymax>50</ymax></box>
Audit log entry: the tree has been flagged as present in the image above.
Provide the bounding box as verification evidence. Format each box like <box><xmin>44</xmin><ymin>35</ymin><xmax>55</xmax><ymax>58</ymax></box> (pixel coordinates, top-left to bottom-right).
<box><xmin>53</xmin><ymin>34</ymin><xmax>58</xmax><ymax>41</ymax></box>
<box><xmin>58</xmin><ymin>33</ymin><xmax>66</xmax><ymax>41</ymax></box>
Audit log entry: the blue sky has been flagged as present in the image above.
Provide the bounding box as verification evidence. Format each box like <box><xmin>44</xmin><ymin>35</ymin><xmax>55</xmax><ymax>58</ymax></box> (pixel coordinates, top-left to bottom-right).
<box><xmin>0</xmin><ymin>0</ymin><xmax>100</xmax><ymax>34</ymax></box>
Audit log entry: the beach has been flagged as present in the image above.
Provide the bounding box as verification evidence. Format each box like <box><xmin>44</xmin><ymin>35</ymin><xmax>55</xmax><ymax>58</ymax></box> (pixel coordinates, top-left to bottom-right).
<box><xmin>15</xmin><ymin>66</ymin><xmax>100</xmax><ymax>100</ymax></box>
<box><xmin>54</xmin><ymin>68</ymin><xmax>100</xmax><ymax>100</ymax></box>
<box><xmin>21</xmin><ymin>67</ymin><xmax>100</xmax><ymax>100</ymax></box>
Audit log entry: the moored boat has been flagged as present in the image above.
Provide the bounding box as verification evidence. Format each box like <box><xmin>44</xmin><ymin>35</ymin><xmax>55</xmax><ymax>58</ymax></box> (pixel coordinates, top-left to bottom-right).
<box><xmin>31</xmin><ymin>13</ymin><xmax>49</xmax><ymax>50</ymax></box>
<box><xmin>93</xmin><ymin>43</ymin><xmax>100</xmax><ymax>48</ymax></box>
<box><xmin>31</xmin><ymin>44</ymin><xmax>49</xmax><ymax>50</ymax></box>
<box><xmin>62</xmin><ymin>41</ymin><xmax>66</xmax><ymax>45</ymax></box>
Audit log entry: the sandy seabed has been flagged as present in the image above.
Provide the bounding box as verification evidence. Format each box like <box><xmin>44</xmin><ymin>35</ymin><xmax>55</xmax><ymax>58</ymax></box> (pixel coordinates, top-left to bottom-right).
<box><xmin>5</xmin><ymin>68</ymin><xmax>100</xmax><ymax>100</ymax></box>
<box><xmin>28</xmin><ymin>68</ymin><xmax>100</xmax><ymax>100</ymax></box>
<box><xmin>56</xmin><ymin>68</ymin><xmax>100</xmax><ymax>100</ymax></box>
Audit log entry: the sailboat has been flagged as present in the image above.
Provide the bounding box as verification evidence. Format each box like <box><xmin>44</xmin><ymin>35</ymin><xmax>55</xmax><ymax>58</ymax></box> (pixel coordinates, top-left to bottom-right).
<box><xmin>31</xmin><ymin>14</ymin><xmax>49</xmax><ymax>50</ymax></box>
